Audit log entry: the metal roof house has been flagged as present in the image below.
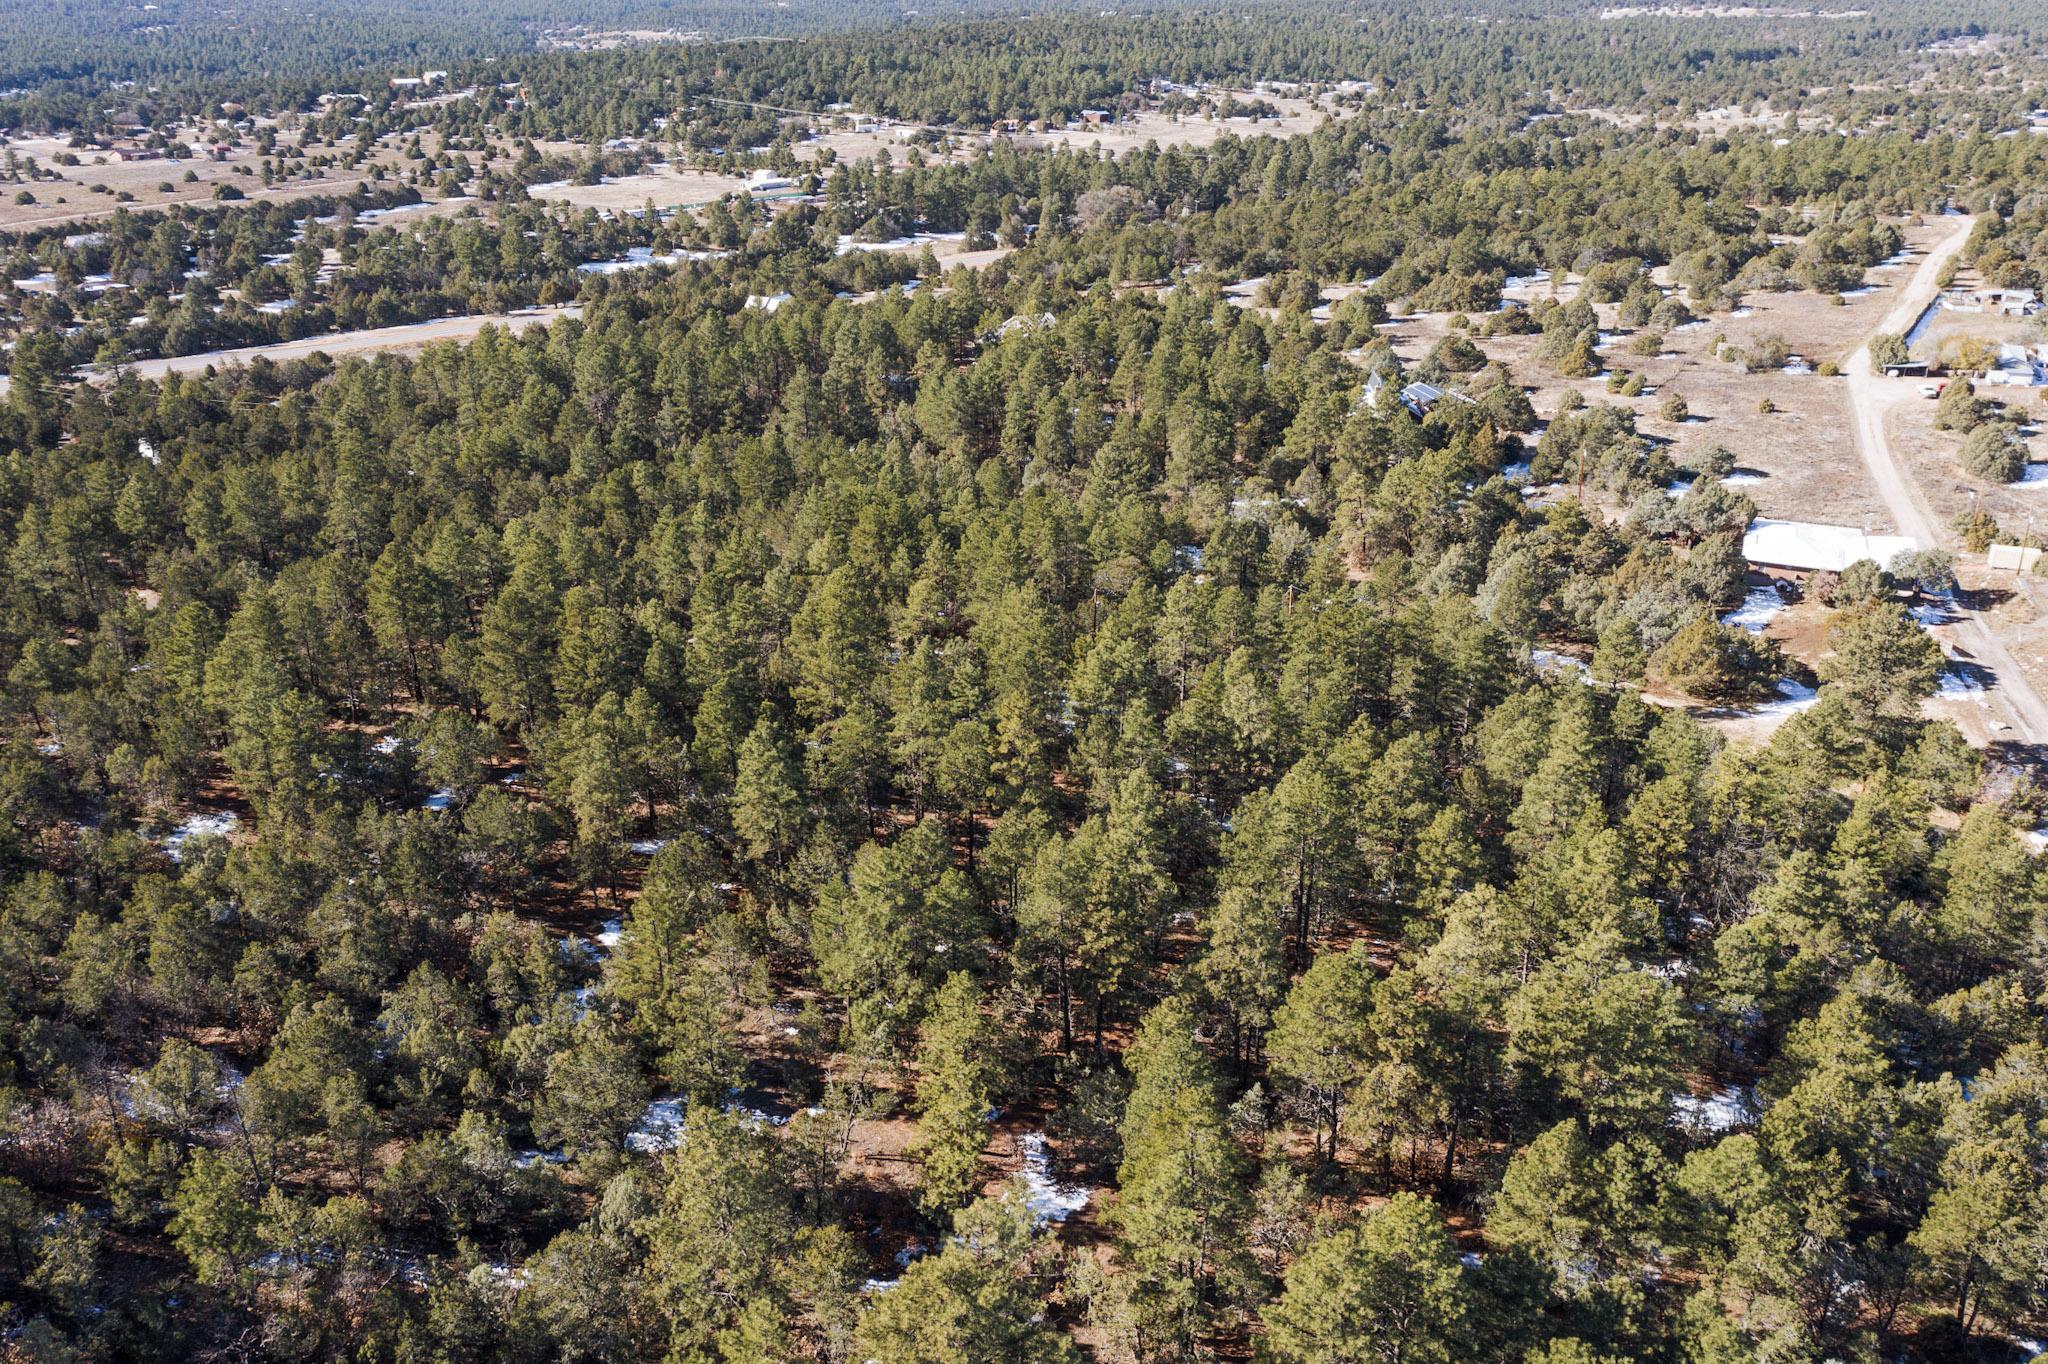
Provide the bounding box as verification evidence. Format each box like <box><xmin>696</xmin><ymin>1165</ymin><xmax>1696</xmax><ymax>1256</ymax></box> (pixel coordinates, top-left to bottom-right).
<box><xmin>1742</xmin><ymin>519</ymin><xmax>1916</xmax><ymax>575</ymax></box>
<box><xmin>1361</xmin><ymin>372</ymin><xmax>1473</xmax><ymax>418</ymax></box>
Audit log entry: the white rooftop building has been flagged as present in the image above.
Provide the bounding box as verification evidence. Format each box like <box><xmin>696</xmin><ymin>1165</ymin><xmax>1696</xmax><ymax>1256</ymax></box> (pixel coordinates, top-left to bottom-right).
<box><xmin>1742</xmin><ymin>519</ymin><xmax>1916</xmax><ymax>574</ymax></box>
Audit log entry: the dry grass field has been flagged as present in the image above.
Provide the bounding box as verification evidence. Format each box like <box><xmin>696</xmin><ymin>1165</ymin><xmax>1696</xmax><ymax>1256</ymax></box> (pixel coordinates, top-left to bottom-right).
<box><xmin>525</xmin><ymin>165</ymin><xmax>777</xmax><ymax>214</ymax></box>
<box><xmin>0</xmin><ymin>135</ymin><xmax>376</xmax><ymax>232</ymax></box>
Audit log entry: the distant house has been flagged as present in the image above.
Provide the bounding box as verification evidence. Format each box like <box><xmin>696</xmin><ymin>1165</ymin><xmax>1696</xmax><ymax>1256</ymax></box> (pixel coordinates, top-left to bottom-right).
<box><xmin>1079</xmin><ymin>109</ymin><xmax>1113</xmax><ymax>125</ymax></box>
<box><xmin>983</xmin><ymin>311</ymin><xmax>1057</xmax><ymax>344</ymax></box>
<box><xmin>1742</xmin><ymin>519</ymin><xmax>1916</xmax><ymax>575</ymax></box>
<box><xmin>743</xmin><ymin>292</ymin><xmax>793</xmax><ymax>313</ymax></box>
<box><xmin>1881</xmin><ymin>359</ymin><xmax>1930</xmax><ymax>378</ymax></box>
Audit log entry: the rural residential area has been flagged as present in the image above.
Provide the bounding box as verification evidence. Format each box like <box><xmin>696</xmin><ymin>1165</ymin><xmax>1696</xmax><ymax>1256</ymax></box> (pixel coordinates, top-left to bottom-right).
<box><xmin>2</xmin><ymin>1</ymin><xmax>2048</xmax><ymax>1361</ymax></box>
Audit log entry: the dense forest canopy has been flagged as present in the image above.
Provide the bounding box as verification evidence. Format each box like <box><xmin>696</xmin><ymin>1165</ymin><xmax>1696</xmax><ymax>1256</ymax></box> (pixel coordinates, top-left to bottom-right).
<box><xmin>4</xmin><ymin>0</ymin><xmax>2048</xmax><ymax>130</ymax></box>
<box><xmin>0</xmin><ymin>1</ymin><xmax>2046</xmax><ymax>1361</ymax></box>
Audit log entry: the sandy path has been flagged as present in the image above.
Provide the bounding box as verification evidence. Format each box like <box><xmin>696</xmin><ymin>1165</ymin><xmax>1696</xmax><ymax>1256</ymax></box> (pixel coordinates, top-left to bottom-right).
<box><xmin>81</xmin><ymin>305</ymin><xmax>582</xmax><ymax>384</ymax></box>
<box><xmin>1842</xmin><ymin>216</ymin><xmax>2048</xmax><ymax>748</ymax></box>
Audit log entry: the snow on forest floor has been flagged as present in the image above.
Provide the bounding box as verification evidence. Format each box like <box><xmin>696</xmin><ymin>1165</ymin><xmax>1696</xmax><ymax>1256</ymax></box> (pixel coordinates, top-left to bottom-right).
<box><xmin>1671</xmin><ymin>1084</ymin><xmax>1755</xmax><ymax>1134</ymax></box>
<box><xmin>163</xmin><ymin>811</ymin><xmax>239</xmax><ymax>861</ymax></box>
<box><xmin>625</xmin><ymin>1097</ymin><xmax>688</xmax><ymax>1153</ymax></box>
<box><xmin>1016</xmin><ymin>1131</ymin><xmax>1090</xmax><ymax>1227</ymax></box>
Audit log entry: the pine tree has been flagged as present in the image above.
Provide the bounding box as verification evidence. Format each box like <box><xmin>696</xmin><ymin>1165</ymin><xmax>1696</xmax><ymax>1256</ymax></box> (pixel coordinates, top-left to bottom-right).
<box><xmin>1112</xmin><ymin>998</ymin><xmax>1254</xmax><ymax>1353</ymax></box>
<box><xmin>1263</xmin><ymin>1193</ymin><xmax>1469</xmax><ymax>1364</ymax></box>
<box><xmin>912</xmin><ymin>972</ymin><xmax>998</xmax><ymax>1218</ymax></box>
<box><xmin>1267</xmin><ymin>944</ymin><xmax>1378</xmax><ymax>1164</ymax></box>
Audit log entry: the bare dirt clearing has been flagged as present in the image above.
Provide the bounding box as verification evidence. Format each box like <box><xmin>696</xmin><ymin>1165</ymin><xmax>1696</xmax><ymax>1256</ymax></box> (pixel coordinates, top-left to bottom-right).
<box><xmin>87</xmin><ymin>305</ymin><xmax>580</xmax><ymax>383</ymax></box>
<box><xmin>526</xmin><ymin>165</ymin><xmax>784</xmax><ymax>214</ymax></box>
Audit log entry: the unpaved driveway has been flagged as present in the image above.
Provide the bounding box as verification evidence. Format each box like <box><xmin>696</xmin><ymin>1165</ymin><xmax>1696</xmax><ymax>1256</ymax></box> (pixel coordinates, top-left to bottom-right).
<box><xmin>83</xmin><ymin>306</ymin><xmax>582</xmax><ymax>385</ymax></box>
<box><xmin>1842</xmin><ymin>216</ymin><xmax>2048</xmax><ymax>750</ymax></box>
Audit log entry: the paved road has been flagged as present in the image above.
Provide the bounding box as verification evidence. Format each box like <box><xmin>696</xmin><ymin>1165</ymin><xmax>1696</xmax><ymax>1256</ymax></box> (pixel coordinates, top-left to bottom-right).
<box><xmin>81</xmin><ymin>305</ymin><xmax>582</xmax><ymax>385</ymax></box>
<box><xmin>1842</xmin><ymin>215</ymin><xmax>2048</xmax><ymax>749</ymax></box>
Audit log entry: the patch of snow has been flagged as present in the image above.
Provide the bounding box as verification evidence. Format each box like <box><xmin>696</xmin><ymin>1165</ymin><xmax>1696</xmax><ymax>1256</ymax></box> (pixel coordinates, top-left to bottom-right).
<box><xmin>576</xmin><ymin>246</ymin><xmax>728</xmax><ymax>275</ymax></box>
<box><xmin>164</xmin><ymin>811</ymin><xmax>239</xmax><ymax>861</ymax></box>
<box><xmin>1745</xmin><ymin>677</ymin><xmax>1819</xmax><ymax>720</ymax></box>
<box><xmin>373</xmin><ymin>734</ymin><xmax>406</xmax><ymax>755</ymax></box>
<box><xmin>1730</xmin><ymin>307</ymin><xmax>1754</xmax><ymax>318</ymax></box>
<box><xmin>512</xmin><ymin>1148</ymin><xmax>567</xmax><ymax>1169</ymax></box>
<box><xmin>1721</xmin><ymin>583</ymin><xmax>1786</xmax><ymax>633</ymax></box>
<box><xmin>1530</xmin><ymin>648</ymin><xmax>1591</xmax><ymax>681</ymax></box>
<box><xmin>724</xmin><ymin>1099</ymin><xmax>789</xmax><ymax>1127</ymax></box>
<box><xmin>1670</xmin><ymin>1084</ymin><xmax>1754</xmax><ymax>1134</ymax></box>
<box><xmin>625</xmin><ymin>1097</ymin><xmax>688</xmax><ymax>1153</ymax></box>
<box><xmin>833</xmin><ymin>230</ymin><xmax>965</xmax><ymax>257</ymax></box>
<box><xmin>597</xmin><ymin>919</ymin><xmax>623</xmax><ymax>950</ymax></box>
<box><xmin>421</xmin><ymin>787</ymin><xmax>455</xmax><ymax>811</ymax></box>
<box><xmin>1017</xmin><ymin>1131</ymin><xmax>1089</xmax><ymax>1227</ymax></box>
<box><xmin>627</xmin><ymin>838</ymin><xmax>668</xmax><ymax>855</ymax></box>
<box><xmin>478</xmin><ymin>1262</ymin><xmax>528</xmax><ymax>1290</ymax></box>
<box><xmin>1937</xmin><ymin>670</ymin><xmax>1988</xmax><ymax>702</ymax></box>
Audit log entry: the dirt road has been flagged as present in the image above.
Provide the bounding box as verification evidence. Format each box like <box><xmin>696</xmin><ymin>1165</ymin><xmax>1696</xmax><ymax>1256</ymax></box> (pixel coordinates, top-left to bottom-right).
<box><xmin>1842</xmin><ymin>215</ymin><xmax>2048</xmax><ymax>749</ymax></box>
<box><xmin>82</xmin><ymin>306</ymin><xmax>582</xmax><ymax>385</ymax></box>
